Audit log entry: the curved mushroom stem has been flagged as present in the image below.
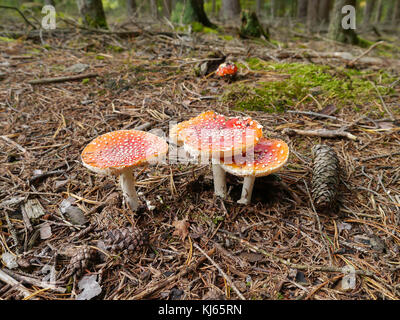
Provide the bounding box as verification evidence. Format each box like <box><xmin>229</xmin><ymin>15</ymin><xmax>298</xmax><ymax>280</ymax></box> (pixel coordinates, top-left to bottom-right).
<box><xmin>237</xmin><ymin>175</ymin><xmax>256</xmax><ymax>205</ymax></box>
<box><xmin>212</xmin><ymin>164</ymin><xmax>227</xmax><ymax>198</ymax></box>
<box><xmin>119</xmin><ymin>170</ymin><xmax>140</xmax><ymax>211</ymax></box>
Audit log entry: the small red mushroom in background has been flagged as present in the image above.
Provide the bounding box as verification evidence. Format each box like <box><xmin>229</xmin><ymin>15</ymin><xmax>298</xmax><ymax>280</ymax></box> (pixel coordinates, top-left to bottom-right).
<box><xmin>81</xmin><ymin>130</ymin><xmax>168</xmax><ymax>211</ymax></box>
<box><xmin>215</xmin><ymin>62</ymin><xmax>238</xmax><ymax>80</ymax></box>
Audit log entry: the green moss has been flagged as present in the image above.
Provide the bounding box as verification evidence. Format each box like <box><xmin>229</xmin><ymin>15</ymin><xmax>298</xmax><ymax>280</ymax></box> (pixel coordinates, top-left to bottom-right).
<box><xmin>0</xmin><ymin>36</ymin><xmax>15</xmax><ymax>42</ymax></box>
<box><xmin>219</xmin><ymin>34</ymin><xmax>234</xmax><ymax>41</ymax></box>
<box><xmin>222</xmin><ymin>58</ymin><xmax>396</xmax><ymax>113</ymax></box>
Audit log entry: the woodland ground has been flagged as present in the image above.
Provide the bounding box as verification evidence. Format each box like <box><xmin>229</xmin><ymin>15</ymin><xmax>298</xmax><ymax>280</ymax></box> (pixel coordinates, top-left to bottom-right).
<box><xmin>1</xmin><ymin>18</ymin><xmax>400</xmax><ymax>300</ymax></box>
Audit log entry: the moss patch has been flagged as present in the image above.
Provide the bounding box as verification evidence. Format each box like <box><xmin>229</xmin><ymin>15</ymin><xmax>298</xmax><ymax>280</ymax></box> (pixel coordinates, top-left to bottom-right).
<box><xmin>222</xmin><ymin>58</ymin><xmax>396</xmax><ymax>113</ymax></box>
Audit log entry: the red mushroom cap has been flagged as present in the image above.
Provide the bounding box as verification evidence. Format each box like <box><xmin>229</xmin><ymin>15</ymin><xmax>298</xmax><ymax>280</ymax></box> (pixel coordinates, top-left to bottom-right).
<box><xmin>216</xmin><ymin>62</ymin><xmax>238</xmax><ymax>77</ymax></box>
<box><xmin>81</xmin><ymin>130</ymin><xmax>168</xmax><ymax>175</ymax></box>
<box><xmin>220</xmin><ymin>138</ymin><xmax>289</xmax><ymax>176</ymax></box>
<box><xmin>170</xmin><ymin>110</ymin><xmax>263</xmax><ymax>158</ymax></box>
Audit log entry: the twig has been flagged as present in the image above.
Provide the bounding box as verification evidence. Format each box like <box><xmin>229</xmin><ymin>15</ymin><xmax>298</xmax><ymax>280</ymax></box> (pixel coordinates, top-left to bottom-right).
<box><xmin>0</xmin><ymin>135</ymin><xmax>29</xmax><ymax>154</ymax></box>
<box><xmin>4</xmin><ymin>211</ymin><xmax>20</xmax><ymax>254</ymax></box>
<box><xmin>1</xmin><ymin>269</ymin><xmax>66</xmax><ymax>294</ymax></box>
<box><xmin>355</xmin><ymin>151</ymin><xmax>400</xmax><ymax>162</ymax></box>
<box><xmin>282</xmin><ymin>128</ymin><xmax>358</xmax><ymax>141</ymax></box>
<box><xmin>218</xmin><ymin>229</ymin><xmax>373</xmax><ymax>276</ymax></box>
<box><xmin>370</xmin><ymin>81</ymin><xmax>395</xmax><ymax>121</ymax></box>
<box><xmin>129</xmin><ymin>248</ymin><xmax>215</xmax><ymax>299</ymax></box>
<box><xmin>347</xmin><ymin>41</ymin><xmax>384</xmax><ymax>67</ymax></box>
<box><xmin>193</xmin><ymin>243</ymin><xmax>246</xmax><ymax>300</ymax></box>
<box><xmin>287</xmin><ymin>110</ymin><xmax>338</xmax><ymax>121</ymax></box>
<box><xmin>0</xmin><ymin>5</ymin><xmax>37</xmax><ymax>29</ymax></box>
<box><xmin>303</xmin><ymin>180</ymin><xmax>333</xmax><ymax>265</ymax></box>
<box><xmin>0</xmin><ymin>269</ymin><xmax>32</xmax><ymax>298</ymax></box>
<box><xmin>27</xmin><ymin>73</ymin><xmax>98</xmax><ymax>85</ymax></box>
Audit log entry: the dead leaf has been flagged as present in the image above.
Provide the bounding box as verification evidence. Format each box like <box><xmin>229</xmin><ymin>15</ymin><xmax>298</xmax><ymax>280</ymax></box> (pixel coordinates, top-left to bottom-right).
<box><xmin>172</xmin><ymin>219</ymin><xmax>190</xmax><ymax>241</ymax></box>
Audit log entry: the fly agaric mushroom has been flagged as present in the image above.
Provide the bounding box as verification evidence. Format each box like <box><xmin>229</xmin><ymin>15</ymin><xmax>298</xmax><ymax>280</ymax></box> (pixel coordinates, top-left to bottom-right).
<box><xmin>170</xmin><ymin>110</ymin><xmax>263</xmax><ymax>198</ymax></box>
<box><xmin>220</xmin><ymin>138</ymin><xmax>289</xmax><ymax>205</ymax></box>
<box><xmin>216</xmin><ymin>62</ymin><xmax>238</xmax><ymax>79</ymax></box>
<box><xmin>81</xmin><ymin>130</ymin><xmax>168</xmax><ymax>211</ymax></box>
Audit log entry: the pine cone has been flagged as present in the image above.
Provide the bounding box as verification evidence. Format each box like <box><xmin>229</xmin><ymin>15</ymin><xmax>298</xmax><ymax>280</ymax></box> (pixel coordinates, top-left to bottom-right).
<box><xmin>311</xmin><ymin>144</ymin><xmax>340</xmax><ymax>212</ymax></box>
<box><xmin>103</xmin><ymin>226</ymin><xmax>148</xmax><ymax>253</ymax></box>
<box><xmin>67</xmin><ymin>245</ymin><xmax>93</xmax><ymax>277</ymax></box>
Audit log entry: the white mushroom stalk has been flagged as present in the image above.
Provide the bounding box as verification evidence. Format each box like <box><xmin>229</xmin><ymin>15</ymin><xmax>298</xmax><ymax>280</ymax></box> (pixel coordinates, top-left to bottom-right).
<box><xmin>212</xmin><ymin>163</ymin><xmax>227</xmax><ymax>198</ymax></box>
<box><xmin>119</xmin><ymin>169</ymin><xmax>140</xmax><ymax>211</ymax></box>
<box><xmin>237</xmin><ymin>175</ymin><xmax>256</xmax><ymax>205</ymax></box>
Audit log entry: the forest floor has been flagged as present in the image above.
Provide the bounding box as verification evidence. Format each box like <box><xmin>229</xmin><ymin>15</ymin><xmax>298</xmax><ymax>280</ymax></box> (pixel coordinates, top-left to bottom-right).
<box><xmin>1</xmin><ymin>20</ymin><xmax>400</xmax><ymax>300</ymax></box>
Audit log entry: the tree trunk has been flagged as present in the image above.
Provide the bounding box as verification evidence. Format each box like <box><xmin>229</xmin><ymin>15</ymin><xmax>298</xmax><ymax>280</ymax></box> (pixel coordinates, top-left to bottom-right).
<box><xmin>240</xmin><ymin>10</ymin><xmax>269</xmax><ymax>40</ymax></box>
<box><xmin>374</xmin><ymin>0</ymin><xmax>383</xmax><ymax>23</ymax></box>
<box><xmin>307</xmin><ymin>0</ymin><xmax>319</xmax><ymax>31</ymax></box>
<box><xmin>363</xmin><ymin>0</ymin><xmax>375</xmax><ymax>26</ymax></box>
<box><xmin>271</xmin><ymin>0</ymin><xmax>283</xmax><ymax>18</ymax></box>
<box><xmin>126</xmin><ymin>0</ymin><xmax>136</xmax><ymax>16</ymax></box>
<box><xmin>150</xmin><ymin>0</ymin><xmax>159</xmax><ymax>18</ymax></box>
<box><xmin>297</xmin><ymin>0</ymin><xmax>308</xmax><ymax>19</ymax></box>
<box><xmin>76</xmin><ymin>0</ymin><xmax>108</xmax><ymax>29</ymax></box>
<box><xmin>162</xmin><ymin>0</ymin><xmax>172</xmax><ymax>17</ymax></box>
<box><xmin>328</xmin><ymin>0</ymin><xmax>358</xmax><ymax>44</ymax></box>
<box><xmin>256</xmin><ymin>0</ymin><xmax>263</xmax><ymax>13</ymax></box>
<box><xmin>172</xmin><ymin>0</ymin><xmax>216</xmax><ymax>28</ymax></box>
<box><xmin>384</xmin><ymin>0</ymin><xmax>395</xmax><ymax>24</ymax></box>
<box><xmin>392</xmin><ymin>0</ymin><xmax>400</xmax><ymax>25</ymax></box>
<box><xmin>318</xmin><ymin>0</ymin><xmax>332</xmax><ymax>23</ymax></box>
<box><xmin>211</xmin><ymin>0</ymin><xmax>216</xmax><ymax>15</ymax></box>
<box><xmin>221</xmin><ymin>0</ymin><xmax>241</xmax><ymax>21</ymax></box>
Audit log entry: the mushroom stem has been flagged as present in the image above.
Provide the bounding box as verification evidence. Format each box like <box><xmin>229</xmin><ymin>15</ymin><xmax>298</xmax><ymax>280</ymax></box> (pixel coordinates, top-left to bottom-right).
<box><xmin>119</xmin><ymin>170</ymin><xmax>140</xmax><ymax>211</ymax></box>
<box><xmin>237</xmin><ymin>175</ymin><xmax>256</xmax><ymax>205</ymax></box>
<box><xmin>212</xmin><ymin>163</ymin><xmax>227</xmax><ymax>198</ymax></box>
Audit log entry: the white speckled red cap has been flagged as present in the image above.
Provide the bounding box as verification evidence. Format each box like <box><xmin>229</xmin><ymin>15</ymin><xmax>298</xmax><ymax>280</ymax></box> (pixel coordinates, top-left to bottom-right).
<box><xmin>216</xmin><ymin>62</ymin><xmax>238</xmax><ymax>77</ymax></box>
<box><xmin>170</xmin><ymin>110</ymin><xmax>263</xmax><ymax>158</ymax></box>
<box><xmin>221</xmin><ymin>138</ymin><xmax>289</xmax><ymax>176</ymax></box>
<box><xmin>81</xmin><ymin>130</ymin><xmax>168</xmax><ymax>175</ymax></box>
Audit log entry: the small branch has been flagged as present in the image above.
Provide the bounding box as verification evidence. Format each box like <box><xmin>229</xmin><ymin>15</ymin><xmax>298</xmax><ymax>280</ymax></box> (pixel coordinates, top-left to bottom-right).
<box><xmin>370</xmin><ymin>81</ymin><xmax>395</xmax><ymax>121</ymax></box>
<box><xmin>282</xmin><ymin>128</ymin><xmax>358</xmax><ymax>141</ymax></box>
<box><xmin>0</xmin><ymin>5</ymin><xmax>37</xmax><ymax>29</ymax></box>
<box><xmin>287</xmin><ymin>110</ymin><xmax>338</xmax><ymax>121</ymax></box>
<box><xmin>27</xmin><ymin>73</ymin><xmax>98</xmax><ymax>85</ymax></box>
<box><xmin>355</xmin><ymin>151</ymin><xmax>400</xmax><ymax>162</ymax></box>
<box><xmin>130</xmin><ymin>248</ymin><xmax>215</xmax><ymax>299</ymax></box>
<box><xmin>193</xmin><ymin>243</ymin><xmax>246</xmax><ymax>300</ymax></box>
<box><xmin>0</xmin><ymin>135</ymin><xmax>29</xmax><ymax>154</ymax></box>
<box><xmin>347</xmin><ymin>41</ymin><xmax>385</xmax><ymax>67</ymax></box>
<box><xmin>219</xmin><ymin>229</ymin><xmax>373</xmax><ymax>276</ymax></box>
<box><xmin>0</xmin><ymin>269</ymin><xmax>32</xmax><ymax>298</ymax></box>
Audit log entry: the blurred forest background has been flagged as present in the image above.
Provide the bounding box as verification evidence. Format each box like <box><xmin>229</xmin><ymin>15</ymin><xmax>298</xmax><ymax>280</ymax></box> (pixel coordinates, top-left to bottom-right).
<box><xmin>1</xmin><ymin>0</ymin><xmax>399</xmax><ymax>40</ymax></box>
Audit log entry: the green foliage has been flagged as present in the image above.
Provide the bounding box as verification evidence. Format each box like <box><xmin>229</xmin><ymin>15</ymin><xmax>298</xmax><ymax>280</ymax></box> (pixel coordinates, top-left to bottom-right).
<box><xmin>223</xmin><ymin>58</ymin><xmax>396</xmax><ymax>113</ymax></box>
